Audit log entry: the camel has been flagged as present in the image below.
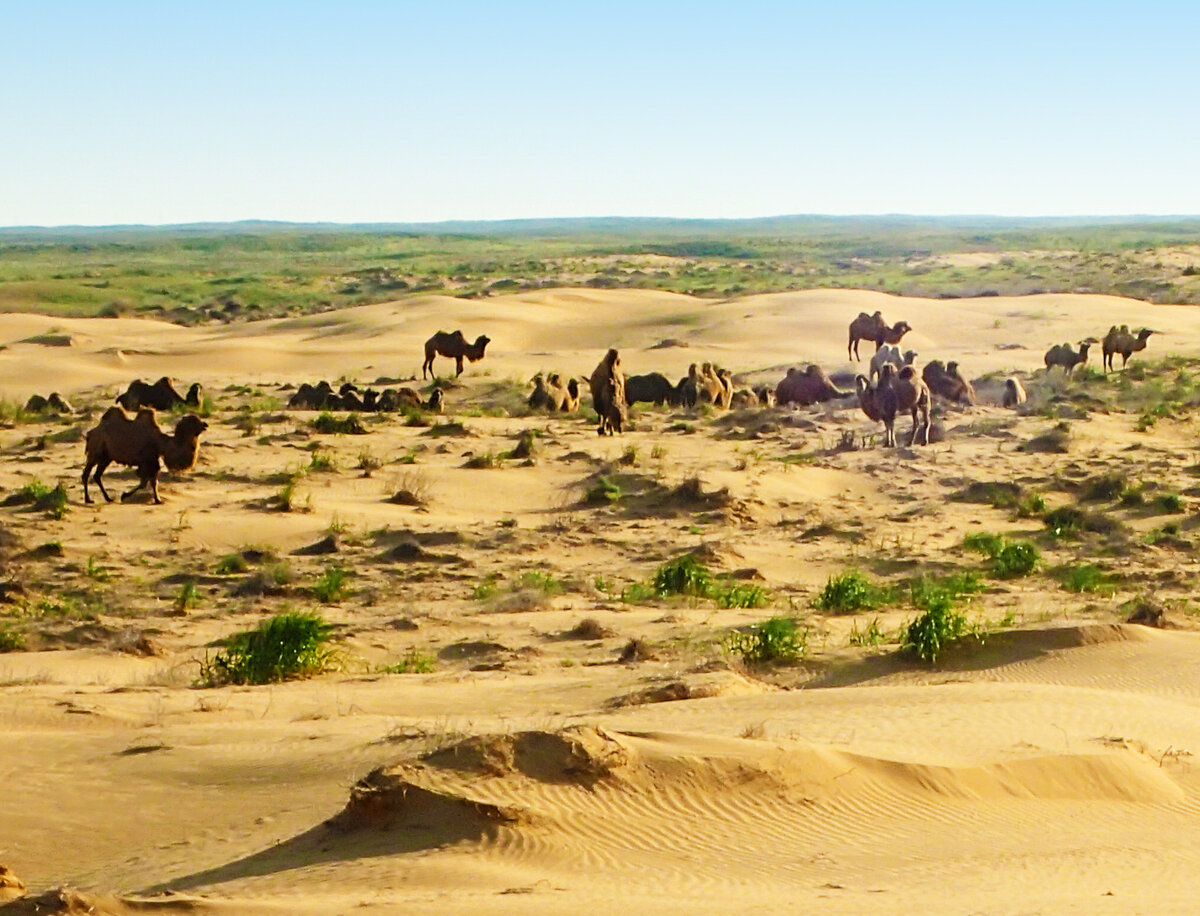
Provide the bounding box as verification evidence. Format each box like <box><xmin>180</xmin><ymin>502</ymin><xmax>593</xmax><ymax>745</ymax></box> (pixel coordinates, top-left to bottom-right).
<box><xmin>625</xmin><ymin>372</ymin><xmax>675</xmax><ymax>407</ymax></box>
<box><xmin>848</xmin><ymin>312</ymin><xmax>912</xmax><ymax>360</ymax></box>
<box><xmin>116</xmin><ymin>377</ymin><xmax>202</xmax><ymax>412</ymax></box>
<box><xmin>1044</xmin><ymin>340</ymin><xmax>1093</xmax><ymax>378</ymax></box>
<box><xmin>753</xmin><ymin>384</ymin><xmax>777</xmax><ymax>407</ymax></box>
<box><xmin>528</xmin><ymin>374</ymin><xmax>554</xmax><ymax>410</ymax></box>
<box><xmin>775</xmin><ymin>365</ymin><xmax>848</xmax><ymax>406</ymax></box>
<box><xmin>1102</xmin><ymin>325</ymin><xmax>1154</xmax><ymax>372</ymax></box>
<box><xmin>696</xmin><ymin>363</ymin><xmax>725</xmax><ymax>406</ymax></box>
<box><xmin>422</xmin><ymin>330</ymin><xmax>491</xmax><ymax>379</ymax></box>
<box><xmin>869</xmin><ymin>345</ymin><xmax>917</xmax><ymax>383</ymax></box>
<box><xmin>873</xmin><ymin>363</ymin><xmax>932</xmax><ymax>447</ymax></box>
<box><xmin>674</xmin><ymin>364</ymin><xmax>701</xmax><ymax>407</ymax></box>
<box><xmin>730</xmin><ymin>386</ymin><xmax>775</xmax><ymax>409</ymax></box>
<box><xmin>855</xmin><ymin>375</ymin><xmax>883</xmax><ymax>423</ymax></box>
<box><xmin>1003</xmin><ymin>377</ymin><xmax>1027</xmax><ymax>408</ymax></box>
<box><xmin>82</xmin><ymin>407</ymin><xmax>207</xmax><ymax>505</ymax></box>
<box><xmin>589</xmin><ymin>348</ymin><xmax>627</xmax><ymax>436</ymax></box>
<box><xmin>922</xmin><ymin>359</ymin><xmax>977</xmax><ymax>405</ymax></box>
<box><xmin>24</xmin><ymin>392</ymin><xmax>73</xmax><ymax>414</ymax></box>
<box><xmin>716</xmin><ymin>368</ymin><xmax>734</xmax><ymax>408</ymax></box>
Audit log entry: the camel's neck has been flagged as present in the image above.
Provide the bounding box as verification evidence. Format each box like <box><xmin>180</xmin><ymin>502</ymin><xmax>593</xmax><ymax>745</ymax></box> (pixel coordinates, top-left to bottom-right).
<box><xmin>163</xmin><ymin>434</ymin><xmax>200</xmax><ymax>472</ymax></box>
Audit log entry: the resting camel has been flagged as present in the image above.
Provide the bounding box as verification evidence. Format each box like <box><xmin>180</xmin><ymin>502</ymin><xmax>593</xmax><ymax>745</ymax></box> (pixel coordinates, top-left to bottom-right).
<box><xmin>775</xmin><ymin>365</ymin><xmax>847</xmax><ymax>406</ymax></box>
<box><xmin>922</xmin><ymin>360</ymin><xmax>977</xmax><ymax>406</ymax></box>
<box><xmin>528</xmin><ymin>374</ymin><xmax>554</xmax><ymax>410</ymax></box>
<box><xmin>696</xmin><ymin>363</ymin><xmax>725</xmax><ymax>406</ymax></box>
<box><xmin>1102</xmin><ymin>325</ymin><xmax>1155</xmax><ymax>372</ymax></box>
<box><xmin>625</xmin><ymin>372</ymin><xmax>675</xmax><ymax>407</ymax></box>
<box><xmin>589</xmin><ymin>349</ymin><xmax>627</xmax><ymax>436</ymax></box>
<box><xmin>1003</xmin><ymin>377</ymin><xmax>1027</xmax><ymax>408</ymax></box>
<box><xmin>674</xmin><ymin>364</ymin><xmax>701</xmax><ymax>407</ymax></box>
<box><xmin>83</xmin><ymin>407</ymin><xmax>207</xmax><ymax>505</ymax></box>
<box><xmin>422</xmin><ymin>330</ymin><xmax>491</xmax><ymax>379</ymax></box>
<box><xmin>848</xmin><ymin>311</ymin><xmax>913</xmax><ymax>360</ymax></box>
<box><xmin>116</xmin><ymin>377</ymin><xmax>202</xmax><ymax>412</ymax></box>
<box><xmin>1044</xmin><ymin>341</ymin><xmax>1093</xmax><ymax>378</ymax></box>
<box><xmin>546</xmin><ymin>374</ymin><xmax>579</xmax><ymax>411</ymax></box>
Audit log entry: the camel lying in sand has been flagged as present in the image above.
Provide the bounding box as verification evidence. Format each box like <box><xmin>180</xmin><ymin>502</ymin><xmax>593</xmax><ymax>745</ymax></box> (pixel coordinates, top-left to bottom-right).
<box><xmin>674</xmin><ymin>364</ymin><xmax>701</xmax><ymax>407</ymax></box>
<box><xmin>24</xmin><ymin>392</ymin><xmax>73</xmax><ymax>414</ymax></box>
<box><xmin>422</xmin><ymin>330</ymin><xmax>491</xmax><ymax>379</ymax></box>
<box><xmin>848</xmin><ymin>311</ymin><xmax>912</xmax><ymax>361</ymax></box>
<box><xmin>1102</xmin><ymin>325</ymin><xmax>1155</xmax><ymax>372</ymax></box>
<box><xmin>116</xmin><ymin>377</ymin><xmax>202</xmax><ymax>412</ymax></box>
<box><xmin>775</xmin><ymin>365</ymin><xmax>847</xmax><ymax>406</ymax></box>
<box><xmin>589</xmin><ymin>349</ymin><xmax>627</xmax><ymax>436</ymax></box>
<box><xmin>1003</xmin><ymin>377</ymin><xmax>1027</xmax><ymax>408</ymax></box>
<box><xmin>922</xmin><ymin>360</ymin><xmax>976</xmax><ymax>406</ymax></box>
<box><xmin>82</xmin><ymin>407</ymin><xmax>207</xmax><ymax>505</ymax></box>
<box><xmin>625</xmin><ymin>372</ymin><xmax>675</xmax><ymax>407</ymax></box>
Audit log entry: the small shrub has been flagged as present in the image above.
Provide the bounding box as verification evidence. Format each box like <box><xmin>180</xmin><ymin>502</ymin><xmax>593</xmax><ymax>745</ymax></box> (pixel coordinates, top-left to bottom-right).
<box><xmin>199</xmin><ymin>611</ymin><xmax>335</xmax><ymax>686</ymax></box>
<box><xmin>901</xmin><ymin>593</ymin><xmax>969</xmax><ymax>663</ymax></box>
<box><xmin>175</xmin><ymin>580</ymin><xmax>201</xmax><ymax>612</ymax></box>
<box><xmin>311</xmin><ymin>413</ymin><xmax>367</xmax><ymax>435</ymax></box>
<box><xmin>991</xmin><ymin>541</ymin><xmax>1040</xmax><ymax>578</ymax></box>
<box><xmin>312</xmin><ymin>564</ymin><xmax>351</xmax><ymax>603</ymax></box>
<box><xmin>962</xmin><ymin>532</ymin><xmax>1004</xmax><ymax>557</ymax></box>
<box><xmin>463</xmin><ymin>451</ymin><xmax>499</xmax><ymax>469</ymax></box>
<box><xmin>619</xmin><ymin>445</ymin><xmax>639</xmax><ymax>466</ymax></box>
<box><xmin>1156</xmin><ymin>492</ymin><xmax>1184</xmax><ymax>513</ymax></box>
<box><xmin>357</xmin><ymin>449</ymin><xmax>382</xmax><ymax>474</ymax></box>
<box><xmin>1051</xmin><ymin>563</ymin><xmax>1118</xmax><ymax>595</ymax></box>
<box><xmin>848</xmin><ymin>617</ymin><xmax>886</xmax><ymax>648</ymax></box>
<box><xmin>1081</xmin><ymin>473</ymin><xmax>1127</xmax><ymax>502</ymax></box>
<box><xmin>514</xmin><ymin>570</ymin><xmax>563</xmax><ymax>595</ymax></box>
<box><xmin>0</xmin><ymin>623</ymin><xmax>25</xmax><ymax>652</ymax></box>
<box><xmin>472</xmin><ymin>575</ymin><xmax>499</xmax><ymax>601</ymax></box>
<box><xmin>585</xmin><ymin>476</ymin><xmax>622</xmax><ymax>504</ymax></box>
<box><xmin>715</xmin><ymin>582</ymin><xmax>770</xmax><ymax>609</ymax></box>
<box><xmin>813</xmin><ymin>570</ymin><xmax>891</xmax><ymax>613</ymax></box>
<box><xmin>215</xmin><ymin>553</ymin><xmax>249</xmax><ymax>575</ymax></box>
<box><xmin>619</xmin><ymin>581</ymin><xmax>656</xmax><ymax>604</ymax></box>
<box><xmin>85</xmin><ymin>556</ymin><xmax>111</xmax><ymax>582</ymax></box>
<box><xmin>1118</xmin><ymin>486</ymin><xmax>1145</xmax><ymax>507</ymax></box>
<box><xmin>1015</xmin><ymin>492</ymin><xmax>1047</xmax><ymax>518</ymax></box>
<box><xmin>910</xmin><ymin>572</ymin><xmax>982</xmax><ymax>609</ymax></box>
<box><xmin>308</xmin><ymin>451</ymin><xmax>338</xmax><ymax>472</ymax></box>
<box><xmin>653</xmin><ymin>555</ymin><xmax>712</xmax><ymax>598</ymax></box>
<box><xmin>725</xmin><ymin>617</ymin><xmax>806</xmax><ymax>665</ymax></box>
<box><xmin>381</xmin><ymin>648</ymin><xmax>435</xmax><ymax>674</ymax></box>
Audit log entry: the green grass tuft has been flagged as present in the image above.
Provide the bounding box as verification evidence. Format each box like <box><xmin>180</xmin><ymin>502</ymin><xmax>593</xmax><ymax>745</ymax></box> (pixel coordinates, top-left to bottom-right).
<box><xmin>724</xmin><ymin>617</ymin><xmax>806</xmax><ymax>665</ymax></box>
<box><xmin>813</xmin><ymin>570</ymin><xmax>893</xmax><ymax>613</ymax></box>
<box><xmin>653</xmin><ymin>555</ymin><xmax>712</xmax><ymax>598</ymax></box>
<box><xmin>199</xmin><ymin>611</ymin><xmax>335</xmax><ymax>686</ymax></box>
<box><xmin>311</xmin><ymin>564</ymin><xmax>351</xmax><ymax>603</ymax></box>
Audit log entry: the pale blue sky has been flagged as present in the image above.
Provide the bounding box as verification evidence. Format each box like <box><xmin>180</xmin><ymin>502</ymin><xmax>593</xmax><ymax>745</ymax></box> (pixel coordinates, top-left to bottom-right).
<box><xmin>2</xmin><ymin>1</ymin><xmax>1196</xmax><ymax>226</ymax></box>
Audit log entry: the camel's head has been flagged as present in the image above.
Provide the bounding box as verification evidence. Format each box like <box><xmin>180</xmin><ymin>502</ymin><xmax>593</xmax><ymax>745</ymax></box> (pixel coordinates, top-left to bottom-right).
<box><xmin>804</xmin><ymin>364</ymin><xmax>823</xmax><ymax>378</ymax></box>
<box><xmin>1138</xmin><ymin>328</ymin><xmax>1156</xmax><ymax>341</ymax></box>
<box><xmin>316</xmin><ymin>380</ymin><xmax>333</xmax><ymax>393</ymax></box>
<box><xmin>605</xmin><ymin>348</ymin><xmax>620</xmax><ymax>368</ymax></box>
<box><xmin>786</xmin><ymin>367</ymin><xmax>798</xmax><ymax>377</ymax></box>
<box><xmin>878</xmin><ymin>363</ymin><xmax>898</xmax><ymax>384</ymax></box>
<box><xmin>567</xmin><ymin>378</ymin><xmax>580</xmax><ymax>396</ymax></box>
<box><xmin>174</xmin><ymin>414</ymin><xmax>208</xmax><ymax>441</ymax></box>
<box><xmin>903</xmin><ymin>350</ymin><xmax>917</xmax><ymax>365</ymax></box>
<box><xmin>893</xmin><ymin>321</ymin><xmax>912</xmax><ymax>335</ymax></box>
<box><xmin>547</xmin><ymin>373</ymin><xmax>561</xmax><ymax>386</ymax></box>
<box><xmin>855</xmin><ymin>374</ymin><xmax>872</xmax><ymax>397</ymax></box>
<box><xmin>946</xmin><ymin>360</ymin><xmax>959</xmax><ymax>375</ymax></box>
<box><xmin>530</xmin><ymin>372</ymin><xmax>544</xmax><ymax>387</ymax></box>
<box><xmin>474</xmin><ymin>334</ymin><xmax>492</xmax><ymax>352</ymax></box>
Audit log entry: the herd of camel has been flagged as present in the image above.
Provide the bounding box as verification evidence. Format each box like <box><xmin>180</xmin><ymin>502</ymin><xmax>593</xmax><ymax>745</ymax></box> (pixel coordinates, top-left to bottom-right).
<box><xmin>58</xmin><ymin>312</ymin><xmax>1158</xmax><ymax>505</ymax></box>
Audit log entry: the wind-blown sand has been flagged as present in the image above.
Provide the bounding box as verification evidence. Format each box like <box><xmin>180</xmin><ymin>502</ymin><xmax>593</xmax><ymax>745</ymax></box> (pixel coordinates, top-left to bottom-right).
<box><xmin>3</xmin><ymin>288</ymin><xmax>1200</xmax><ymax>914</ymax></box>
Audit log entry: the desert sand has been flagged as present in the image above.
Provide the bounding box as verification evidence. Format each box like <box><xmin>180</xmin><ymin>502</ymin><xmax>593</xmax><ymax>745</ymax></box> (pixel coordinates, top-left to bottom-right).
<box><xmin>3</xmin><ymin>288</ymin><xmax>1200</xmax><ymax>914</ymax></box>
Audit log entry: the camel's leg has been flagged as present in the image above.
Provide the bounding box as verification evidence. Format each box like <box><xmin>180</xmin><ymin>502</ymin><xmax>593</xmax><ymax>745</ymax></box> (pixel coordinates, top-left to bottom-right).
<box><xmin>1122</xmin><ymin>353</ymin><xmax>1130</xmax><ymax>369</ymax></box>
<box><xmin>455</xmin><ymin>356</ymin><xmax>464</xmax><ymax>377</ymax></box>
<box><xmin>82</xmin><ymin>460</ymin><xmax>93</xmax><ymax>504</ymax></box>
<box><xmin>92</xmin><ymin>458</ymin><xmax>114</xmax><ymax>503</ymax></box>
<box><xmin>848</xmin><ymin>336</ymin><xmax>855</xmax><ymax>361</ymax></box>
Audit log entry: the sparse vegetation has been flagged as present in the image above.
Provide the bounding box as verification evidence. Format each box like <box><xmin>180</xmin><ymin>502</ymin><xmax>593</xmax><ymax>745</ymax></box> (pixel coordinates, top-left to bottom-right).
<box><xmin>381</xmin><ymin>648</ymin><xmax>436</xmax><ymax>674</ymax></box>
<box><xmin>311</xmin><ymin>412</ymin><xmax>367</xmax><ymax>435</ymax></box>
<box><xmin>585</xmin><ymin>476</ymin><xmax>623</xmax><ymax>504</ymax></box>
<box><xmin>199</xmin><ymin>611</ymin><xmax>335</xmax><ymax>686</ymax></box>
<box><xmin>1051</xmin><ymin>563</ymin><xmax>1119</xmax><ymax>595</ymax></box>
<box><xmin>174</xmin><ymin>580</ymin><xmax>201</xmax><ymax>612</ymax></box>
<box><xmin>653</xmin><ymin>555</ymin><xmax>713</xmax><ymax>598</ymax></box>
<box><xmin>901</xmin><ymin>591</ymin><xmax>970</xmax><ymax>664</ymax></box>
<box><xmin>813</xmin><ymin>570</ymin><xmax>894</xmax><ymax>613</ymax></box>
<box><xmin>311</xmin><ymin>564</ymin><xmax>351</xmax><ymax>603</ymax></box>
<box><xmin>724</xmin><ymin>616</ymin><xmax>806</xmax><ymax>665</ymax></box>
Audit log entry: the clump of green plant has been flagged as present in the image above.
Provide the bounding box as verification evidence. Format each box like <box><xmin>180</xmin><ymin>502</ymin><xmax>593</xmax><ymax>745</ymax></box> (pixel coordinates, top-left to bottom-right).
<box><xmin>463</xmin><ymin>451</ymin><xmax>499</xmax><ymax>469</ymax></box>
<box><xmin>962</xmin><ymin>531</ymin><xmax>1005</xmax><ymax>556</ymax></box>
<box><xmin>472</xmin><ymin>575</ymin><xmax>499</xmax><ymax>601</ymax></box>
<box><xmin>619</xmin><ymin>581</ymin><xmax>656</xmax><ymax>603</ymax></box>
<box><xmin>1080</xmin><ymin>472</ymin><xmax>1127</xmax><ymax>502</ymax></box>
<box><xmin>174</xmin><ymin>580</ymin><xmax>201</xmax><ymax>612</ymax></box>
<box><xmin>1051</xmin><ymin>563</ymin><xmax>1118</xmax><ymax>595</ymax></box>
<box><xmin>513</xmin><ymin>570</ymin><xmax>563</xmax><ymax>594</ymax></box>
<box><xmin>715</xmin><ymin>582</ymin><xmax>770</xmax><ymax>609</ymax></box>
<box><xmin>357</xmin><ymin>449</ymin><xmax>382</xmax><ymax>474</ymax></box>
<box><xmin>0</xmin><ymin>623</ymin><xmax>25</xmax><ymax>652</ymax></box>
<box><xmin>381</xmin><ymin>648</ymin><xmax>435</xmax><ymax>674</ymax></box>
<box><xmin>848</xmin><ymin>617</ymin><xmax>886</xmax><ymax>648</ymax></box>
<box><xmin>813</xmin><ymin>570</ymin><xmax>893</xmax><ymax>613</ymax></box>
<box><xmin>1155</xmin><ymin>492</ymin><xmax>1184</xmax><ymax>513</ymax></box>
<box><xmin>962</xmin><ymin>532</ymin><xmax>1039</xmax><ymax>577</ymax></box>
<box><xmin>311</xmin><ymin>412</ymin><xmax>367</xmax><ymax>435</ymax></box>
<box><xmin>1015</xmin><ymin>492</ymin><xmax>1047</xmax><ymax>518</ymax></box>
<box><xmin>909</xmin><ymin>572</ymin><xmax>982</xmax><ymax>609</ymax></box>
<box><xmin>85</xmin><ymin>555</ymin><xmax>111</xmax><ymax>582</ymax></box>
<box><xmin>307</xmin><ymin>451</ymin><xmax>338</xmax><ymax>472</ymax></box>
<box><xmin>199</xmin><ymin>611</ymin><xmax>335</xmax><ymax>686</ymax></box>
<box><xmin>724</xmin><ymin>616</ymin><xmax>806</xmax><ymax>665</ymax></box>
<box><xmin>653</xmin><ymin>555</ymin><xmax>712</xmax><ymax>598</ymax></box>
<box><xmin>311</xmin><ymin>564</ymin><xmax>351</xmax><ymax>603</ymax></box>
<box><xmin>215</xmin><ymin>553</ymin><xmax>249</xmax><ymax>575</ymax></box>
<box><xmin>585</xmin><ymin>476</ymin><xmax>622</xmax><ymax>504</ymax></box>
<box><xmin>901</xmin><ymin>592</ymin><xmax>970</xmax><ymax>663</ymax></box>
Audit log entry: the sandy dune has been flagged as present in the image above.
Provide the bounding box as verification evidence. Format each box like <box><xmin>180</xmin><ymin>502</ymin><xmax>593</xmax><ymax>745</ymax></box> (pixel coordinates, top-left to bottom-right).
<box><xmin>3</xmin><ymin>288</ymin><xmax>1200</xmax><ymax>914</ymax></box>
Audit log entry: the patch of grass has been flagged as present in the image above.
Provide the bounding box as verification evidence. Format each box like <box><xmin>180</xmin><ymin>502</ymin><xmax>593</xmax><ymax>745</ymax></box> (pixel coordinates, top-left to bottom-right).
<box><xmin>311</xmin><ymin>564</ymin><xmax>351</xmax><ymax>603</ymax></box>
<box><xmin>813</xmin><ymin>570</ymin><xmax>893</xmax><ymax>613</ymax></box>
<box><xmin>909</xmin><ymin>572</ymin><xmax>982</xmax><ymax>609</ymax></box>
<box><xmin>356</xmin><ymin>449</ymin><xmax>382</xmax><ymax>474</ymax></box>
<box><xmin>901</xmin><ymin>591</ymin><xmax>970</xmax><ymax>664</ymax></box>
<box><xmin>215</xmin><ymin>553</ymin><xmax>249</xmax><ymax>575</ymax></box>
<box><xmin>1080</xmin><ymin>472</ymin><xmax>1127</xmax><ymax>501</ymax></box>
<box><xmin>724</xmin><ymin>616</ymin><xmax>806</xmax><ymax>665</ymax></box>
<box><xmin>619</xmin><ymin>581</ymin><xmax>656</xmax><ymax>604</ymax></box>
<box><xmin>962</xmin><ymin>531</ymin><xmax>1005</xmax><ymax>556</ymax></box>
<box><xmin>1015</xmin><ymin>492</ymin><xmax>1047</xmax><ymax>518</ymax></box>
<box><xmin>619</xmin><ymin>445</ymin><xmax>639</xmax><ymax>466</ymax></box>
<box><xmin>1042</xmin><ymin>505</ymin><xmax>1120</xmax><ymax>539</ymax></box>
<box><xmin>1050</xmin><ymin>563</ymin><xmax>1118</xmax><ymax>596</ymax></box>
<box><xmin>513</xmin><ymin>570</ymin><xmax>563</xmax><ymax>595</ymax></box>
<box><xmin>472</xmin><ymin>575</ymin><xmax>499</xmax><ymax>601</ymax></box>
<box><xmin>991</xmin><ymin>541</ymin><xmax>1040</xmax><ymax>578</ymax></box>
<box><xmin>174</xmin><ymin>580</ymin><xmax>201</xmax><ymax>611</ymax></box>
<box><xmin>380</xmin><ymin>648</ymin><xmax>436</xmax><ymax>674</ymax></box>
<box><xmin>311</xmin><ymin>412</ymin><xmax>367</xmax><ymax>435</ymax></box>
<box><xmin>585</xmin><ymin>476</ymin><xmax>622</xmax><ymax>504</ymax></box>
<box><xmin>1118</xmin><ymin>485</ymin><xmax>1145</xmax><ymax>507</ymax></box>
<box><xmin>0</xmin><ymin>622</ymin><xmax>25</xmax><ymax>652</ymax></box>
<box><xmin>848</xmin><ymin>617</ymin><xmax>886</xmax><ymax>648</ymax></box>
<box><xmin>396</xmin><ymin>448</ymin><xmax>419</xmax><ymax>465</ymax></box>
<box><xmin>307</xmin><ymin>451</ymin><xmax>338</xmax><ymax>472</ymax></box>
<box><xmin>85</xmin><ymin>555</ymin><xmax>111</xmax><ymax>582</ymax></box>
<box><xmin>463</xmin><ymin>451</ymin><xmax>499</xmax><ymax>469</ymax></box>
<box><xmin>653</xmin><ymin>555</ymin><xmax>712</xmax><ymax>598</ymax></box>
<box><xmin>199</xmin><ymin>611</ymin><xmax>335</xmax><ymax>686</ymax></box>
<box><xmin>715</xmin><ymin>582</ymin><xmax>770</xmax><ymax>609</ymax></box>
<box><xmin>1155</xmin><ymin>492</ymin><xmax>1184</xmax><ymax>513</ymax></box>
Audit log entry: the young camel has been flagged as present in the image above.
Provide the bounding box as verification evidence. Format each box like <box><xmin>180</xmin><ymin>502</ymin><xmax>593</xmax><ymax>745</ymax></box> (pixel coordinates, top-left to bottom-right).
<box><xmin>871</xmin><ymin>364</ymin><xmax>932</xmax><ymax>447</ymax></box>
<box><xmin>83</xmin><ymin>407</ymin><xmax>208</xmax><ymax>505</ymax></box>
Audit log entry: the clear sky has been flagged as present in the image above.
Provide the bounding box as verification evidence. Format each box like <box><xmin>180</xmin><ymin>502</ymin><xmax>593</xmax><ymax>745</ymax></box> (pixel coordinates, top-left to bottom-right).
<box><xmin>2</xmin><ymin>0</ymin><xmax>1197</xmax><ymax>226</ymax></box>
